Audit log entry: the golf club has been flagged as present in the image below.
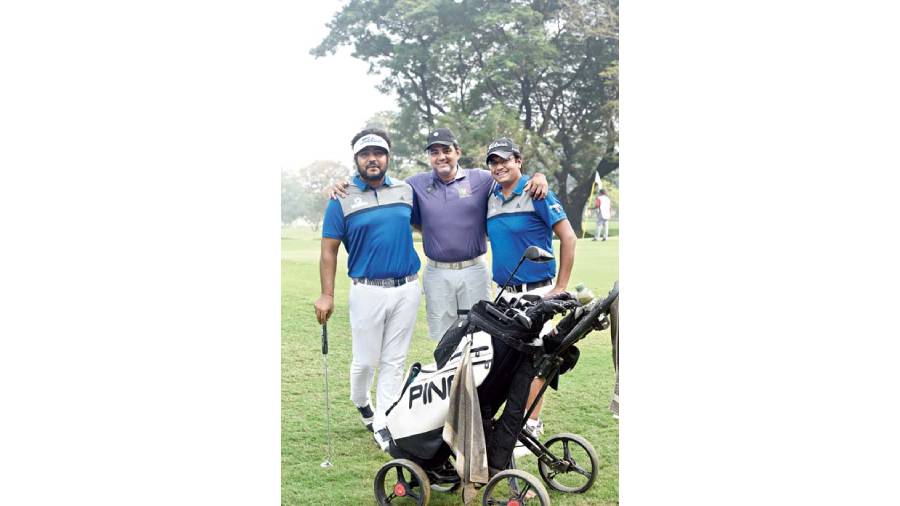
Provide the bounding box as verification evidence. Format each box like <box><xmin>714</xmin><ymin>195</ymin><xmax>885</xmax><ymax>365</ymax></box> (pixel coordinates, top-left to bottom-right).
<box><xmin>493</xmin><ymin>245</ymin><xmax>556</xmax><ymax>303</ymax></box>
<box><xmin>320</xmin><ymin>323</ymin><xmax>334</xmax><ymax>469</ymax></box>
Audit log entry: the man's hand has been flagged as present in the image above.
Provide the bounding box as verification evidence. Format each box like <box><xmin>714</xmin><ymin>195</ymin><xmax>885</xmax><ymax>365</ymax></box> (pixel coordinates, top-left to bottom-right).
<box><xmin>525</xmin><ymin>298</ymin><xmax>578</xmax><ymax>324</ymax></box>
<box><xmin>543</xmin><ymin>288</ymin><xmax>570</xmax><ymax>300</ymax></box>
<box><xmin>524</xmin><ymin>172</ymin><xmax>549</xmax><ymax>200</ymax></box>
<box><xmin>314</xmin><ymin>294</ymin><xmax>334</xmax><ymax>324</ymax></box>
<box><xmin>328</xmin><ymin>180</ymin><xmax>351</xmax><ymax>200</ymax></box>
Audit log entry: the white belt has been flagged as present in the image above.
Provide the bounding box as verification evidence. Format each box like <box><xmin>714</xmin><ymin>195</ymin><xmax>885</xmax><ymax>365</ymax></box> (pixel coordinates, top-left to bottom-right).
<box><xmin>426</xmin><ymin>255</ymin><xmax>484</xmax><ymax>270</ymax></box>
<box><xmin>351</xmin><ymin>274</ymin><xmax>418</xmax><ymax>287</ymax></box>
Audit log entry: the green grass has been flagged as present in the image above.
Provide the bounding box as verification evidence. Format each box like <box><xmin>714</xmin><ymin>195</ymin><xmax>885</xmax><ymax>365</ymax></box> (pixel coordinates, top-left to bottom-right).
<box><xmin>282</xmin><ymin>227</ymin><xmax>619</xmax><ymax>505</ymax></box>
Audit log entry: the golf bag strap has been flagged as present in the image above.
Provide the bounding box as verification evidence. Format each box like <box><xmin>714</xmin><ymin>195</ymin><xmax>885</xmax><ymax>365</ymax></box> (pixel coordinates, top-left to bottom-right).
<box><xmin>384</xmin><ymin>362</ymin><xmax>421</xmax><ymax>417</ymax></box>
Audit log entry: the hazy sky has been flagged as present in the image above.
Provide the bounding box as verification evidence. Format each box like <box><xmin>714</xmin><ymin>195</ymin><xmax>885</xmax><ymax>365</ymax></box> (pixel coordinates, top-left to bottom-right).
<box><xmin>277</xmin><ymin>1</ymin><xmax>397</xmax><ymax>171</ymax></box>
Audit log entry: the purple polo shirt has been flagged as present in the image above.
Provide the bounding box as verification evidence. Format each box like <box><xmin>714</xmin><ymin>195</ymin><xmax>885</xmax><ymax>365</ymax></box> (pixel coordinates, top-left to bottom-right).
<box><xmin>408</xmin><ymin>167</ymin><xmax>496</xmax><ymax>262</ymax></box>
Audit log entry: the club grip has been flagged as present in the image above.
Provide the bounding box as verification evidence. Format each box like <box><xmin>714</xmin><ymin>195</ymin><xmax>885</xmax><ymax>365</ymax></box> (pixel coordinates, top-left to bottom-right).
<box><xmin>322</xmin><ymin>324</ymin><xmax>328</xmax><ymax>355</ymax></box>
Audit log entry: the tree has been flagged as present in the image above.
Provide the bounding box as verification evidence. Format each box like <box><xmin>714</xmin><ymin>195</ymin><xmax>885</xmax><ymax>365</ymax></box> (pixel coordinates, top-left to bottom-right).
<box><xmin>313</xmin><ymin>0</ymin><xmax>618</xmax><ymax>235</ymax></box>
<box><xmin>281</xmin><ymin>169</ymin><xmax>305</xmax><ymax>225</ymax></box>
<box><xmin>281</xmin><ymin>161</ymin><xmax>352</xmax><ymax>230</ymax></box>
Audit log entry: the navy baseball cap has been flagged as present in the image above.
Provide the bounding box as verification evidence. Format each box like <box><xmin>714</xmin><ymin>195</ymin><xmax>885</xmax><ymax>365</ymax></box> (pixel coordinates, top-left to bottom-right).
<box><xmin>485</xmin><ymin>137</ymin><xmax>520</xmax><ymax>164</ymax></box>
<box><xmin>424</xmin><ymin>128</ymin><xmax>458</xmax><ymax>150</ymax></box>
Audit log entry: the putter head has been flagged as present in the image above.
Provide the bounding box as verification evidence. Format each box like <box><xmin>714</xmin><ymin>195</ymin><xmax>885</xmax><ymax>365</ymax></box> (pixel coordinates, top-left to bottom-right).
<box><xmin>320</xmin><ymin>459</ymin><xmax>333</xmax><ymax>468</ymax></box>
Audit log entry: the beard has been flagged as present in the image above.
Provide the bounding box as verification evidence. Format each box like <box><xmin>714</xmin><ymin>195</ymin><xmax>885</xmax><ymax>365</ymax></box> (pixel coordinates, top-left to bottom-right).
<box><xmin>357</xmin><ymin>162</ymin><xmax>387</xmax><ymax>181</ymax></box>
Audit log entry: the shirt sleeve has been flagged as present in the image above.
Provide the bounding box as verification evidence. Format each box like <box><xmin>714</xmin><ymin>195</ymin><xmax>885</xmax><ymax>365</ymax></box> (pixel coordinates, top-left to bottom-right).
<box><xmin>533</xmin><ymin>191</ymin><xmax>568</xmax><ymax>228</ymax></box>
<box><xmin>322</xmin><ymin>198</ymin><xmax>345</xmax><ymax>239</ymax></box>
<box><xmin>411</xmin><ymin>186</ymin><xmax>422</xmax><ymax>226</ymax></box>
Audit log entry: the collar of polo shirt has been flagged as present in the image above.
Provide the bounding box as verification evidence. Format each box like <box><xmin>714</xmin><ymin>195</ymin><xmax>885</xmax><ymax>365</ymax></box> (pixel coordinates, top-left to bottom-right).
<box><xmin>493</xmin><ymin>174</ymin><xmax>530</xmax><ymax>200</ymax></box>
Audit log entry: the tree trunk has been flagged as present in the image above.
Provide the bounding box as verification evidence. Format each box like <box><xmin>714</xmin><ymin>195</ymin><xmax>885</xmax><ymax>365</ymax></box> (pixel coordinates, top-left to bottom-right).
<box><xmin>595</xmin><ymin>154</ymin><xmax>618</xmax><ymax>179</ymax></box>
<box><xmin>563</xmin><ymin>177</ymin><xmax>595</xmax><ymax>237</ymax></box>
<box><xmin>553</xmin><ymin>168</ymin><xmax>594</xmax><ymax>237</ymax></box>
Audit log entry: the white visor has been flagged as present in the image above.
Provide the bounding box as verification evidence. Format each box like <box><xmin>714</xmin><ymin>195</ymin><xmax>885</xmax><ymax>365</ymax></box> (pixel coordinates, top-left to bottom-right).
<box><xmin>352</xmin><ymin>134</ymin><xmax>390</xmax><ymax>156</ymax></box>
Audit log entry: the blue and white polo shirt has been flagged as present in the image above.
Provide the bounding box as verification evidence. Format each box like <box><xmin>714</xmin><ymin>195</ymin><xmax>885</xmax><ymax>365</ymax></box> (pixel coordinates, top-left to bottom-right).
<box><xmin>322</xmin><ymin>175</ymin><xmax>421</xmax><ymax>279</ymax></box>
<box><xmin>486</xmin><ymin>175</ymin><xmax>568</xmax><ymax>285</ymax></box>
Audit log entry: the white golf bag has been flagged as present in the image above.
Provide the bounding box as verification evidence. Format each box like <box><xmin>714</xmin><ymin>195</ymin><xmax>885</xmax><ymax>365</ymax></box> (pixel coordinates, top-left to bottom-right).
<box><xmin>385</xmin><ymin>324</ymin><xmax>494</xmax><ymax>462</ymax></box>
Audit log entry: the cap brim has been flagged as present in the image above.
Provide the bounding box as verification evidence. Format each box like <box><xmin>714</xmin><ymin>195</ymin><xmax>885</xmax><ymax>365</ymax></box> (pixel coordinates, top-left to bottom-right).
<box><xmin>486</xmin><ymin>150</ymin><xmax>514</xmax><ymax>163</ymax></box>
<box><xmin>425</xmin><ymin>140</ymin><xmax>454</xmax><ymax>150</ymax></box>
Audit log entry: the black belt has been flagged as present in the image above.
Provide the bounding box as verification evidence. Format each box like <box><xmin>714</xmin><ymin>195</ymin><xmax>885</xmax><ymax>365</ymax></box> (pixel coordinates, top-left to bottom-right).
<box><xmin>507</xmin><ymin>278</ymin><xmax>552</xmax><ymax>293</ymax></box>
<box><xmin>352</xmin><ymin>274</ymin><xmax>418</xmax><ymax>288</ymax></box>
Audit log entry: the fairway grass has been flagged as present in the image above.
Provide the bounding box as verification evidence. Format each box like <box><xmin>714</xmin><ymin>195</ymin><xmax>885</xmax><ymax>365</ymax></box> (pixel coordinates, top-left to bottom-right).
<box><xmin>282</xmin><ymin>227</ymin><xmax>619</xmax><ymax>505</ymax></box>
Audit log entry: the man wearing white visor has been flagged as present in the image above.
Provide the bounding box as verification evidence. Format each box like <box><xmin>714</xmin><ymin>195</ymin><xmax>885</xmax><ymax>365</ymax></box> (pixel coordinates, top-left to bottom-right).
<box><xmin>315</xmin><ymin>128</ymin><xmax>421</xmax><ymax>452</ymax></box>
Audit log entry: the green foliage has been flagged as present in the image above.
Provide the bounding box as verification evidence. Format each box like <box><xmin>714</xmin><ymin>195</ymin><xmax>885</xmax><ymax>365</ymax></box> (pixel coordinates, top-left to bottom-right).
<box><xmin>281</xmin><ymin>161</ymin><xmax>353</xmax><ymax>229</ymax></box>
<box><xmin>313</xmin><ymin>0</ymin><xmax>619</xmax><ymax>234</ymax></box>
<box><xmin>281</xmin><ymin>170</ymin><xmax>305</xmax><ymax>225</ymax></box>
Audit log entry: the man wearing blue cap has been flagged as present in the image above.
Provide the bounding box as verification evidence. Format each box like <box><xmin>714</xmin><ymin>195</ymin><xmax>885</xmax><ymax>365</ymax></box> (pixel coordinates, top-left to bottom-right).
<box><xmin>314</xmin><ymin>128</ymin><xmax>420</xmax><ymax>452</ymax></box>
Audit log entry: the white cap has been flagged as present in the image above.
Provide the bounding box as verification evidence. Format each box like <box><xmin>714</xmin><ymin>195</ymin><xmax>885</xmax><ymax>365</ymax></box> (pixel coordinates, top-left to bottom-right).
<box><xmin>352</xmin><ymin>134</ymin><xmax>390</xmax><ymax>156</ymax></box>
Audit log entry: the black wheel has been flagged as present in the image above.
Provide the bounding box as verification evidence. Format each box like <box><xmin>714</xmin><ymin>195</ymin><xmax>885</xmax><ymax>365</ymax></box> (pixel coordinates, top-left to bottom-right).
<box><xmin>536</xmin><ymin>432</ymin><xmax>599</xmax><ymax>494</ymax></box>
<box><xmin>482</xmin><ymin>469</ymin><xmax>550</xmax><ymax>505</ymax></box>
<box><xmin>374</xmin><ymin>458</ymin><xmax>431</xmax><ymax>505</ymax></box>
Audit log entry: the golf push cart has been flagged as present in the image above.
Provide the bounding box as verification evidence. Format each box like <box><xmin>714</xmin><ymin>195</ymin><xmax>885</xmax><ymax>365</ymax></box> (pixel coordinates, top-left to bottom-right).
<box><xmin>372</xmin><ymin>246</ymin><xmax>619</xmax><ymax>505</ymax></box>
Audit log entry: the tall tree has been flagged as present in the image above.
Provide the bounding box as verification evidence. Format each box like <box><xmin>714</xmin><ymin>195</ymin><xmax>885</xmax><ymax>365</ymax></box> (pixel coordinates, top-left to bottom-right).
<box><xmin>313</xmin><ymin>0</ymin><xmax>618</xmax><ymax>234</ymax></box>
<box><xmin>281</xmin><ymin>161</ymin><xmax>352</xmax><ymax>230</ymax></box>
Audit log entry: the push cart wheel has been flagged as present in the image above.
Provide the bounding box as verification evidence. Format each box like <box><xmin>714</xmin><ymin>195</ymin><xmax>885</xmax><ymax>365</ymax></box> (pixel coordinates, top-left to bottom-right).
<box><xmin>536</xmin><ymin>432</ymin><xmax>599</xmax><ymax>493</ymax></box>
<box><xmin>482</xmin><ymin>469</ymin><xmax>550</xmax><ymax>505</ymax></box>
<box><xmin>374</xmin><ymin>458</ymin><xmax>432</xmax><ymax>505</ymax></box>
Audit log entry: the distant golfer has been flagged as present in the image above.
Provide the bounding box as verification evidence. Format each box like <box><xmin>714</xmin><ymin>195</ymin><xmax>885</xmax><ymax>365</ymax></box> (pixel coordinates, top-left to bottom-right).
<box><xmin>314</xmin><ymin>128</ymin><xmax>420</xmax><ymax>452</ymax></box>
<box><xmin>484</xmin><ymin>136</ymin><xmax>577</xmax><ymax>453</ymax></box>
<box><xmin>593</xmin><ymin>188</ymin><xmax>612</xmax><ymax>241</ymax></box>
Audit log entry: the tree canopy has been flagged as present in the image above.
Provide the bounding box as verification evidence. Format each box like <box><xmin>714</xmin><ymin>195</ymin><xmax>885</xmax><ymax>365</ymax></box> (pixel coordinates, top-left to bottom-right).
<box><xmin>281</xmin><ymin>161</ymin><xmax>352</xmax><ymax>229</ymax></box>
<box><xmin>313</xmin><ymin>0</ymin><xmax>618</xmax><ymax>234</ymax></box>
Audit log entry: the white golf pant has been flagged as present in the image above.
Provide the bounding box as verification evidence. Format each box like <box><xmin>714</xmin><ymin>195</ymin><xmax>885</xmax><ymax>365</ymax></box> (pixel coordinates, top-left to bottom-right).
<box><xmin>597</xmin><ymin>216</ymin><xmax>609</xmax><ymax>240</ymax></box>
<box><xmin>423</xmin><ymin>259</ymin><xmax>491</xmax><ymax>341</ymax></box>
<box><xmin>348</xmin><ymin>279</ymin><xmax>420</xmax><ymax>431</ymax></box>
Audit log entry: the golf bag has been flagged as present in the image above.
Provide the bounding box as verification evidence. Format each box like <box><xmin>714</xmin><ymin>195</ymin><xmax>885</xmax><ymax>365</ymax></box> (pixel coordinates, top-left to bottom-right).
<box><xmin>383</xmin><ymin>296</ymin><xmax>555</xmax><ymax>467</ymax></box>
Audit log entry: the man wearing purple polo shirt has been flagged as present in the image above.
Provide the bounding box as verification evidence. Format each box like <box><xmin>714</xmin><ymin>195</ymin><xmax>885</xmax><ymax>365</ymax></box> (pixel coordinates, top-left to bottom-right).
<box><xmin>408</xmin><ymin>128</ymin><xmax>548</xmax><ymax>341</ymax></box>
<box><xmin>334</xmin><ymin>127</ymin><xmax>549</xmax><ymax>341</ymax></box>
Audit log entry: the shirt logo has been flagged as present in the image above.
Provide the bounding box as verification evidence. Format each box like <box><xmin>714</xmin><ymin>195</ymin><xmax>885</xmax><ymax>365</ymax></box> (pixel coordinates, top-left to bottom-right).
<box><xmin>549</xmin><ymin>203</ymin><xmax>563</xmax><ymax>213</ymax></box>
<box><xmin>351</xmin><ymin>197</ymin><xmax>367</xmax><ymax>209</ymax></box>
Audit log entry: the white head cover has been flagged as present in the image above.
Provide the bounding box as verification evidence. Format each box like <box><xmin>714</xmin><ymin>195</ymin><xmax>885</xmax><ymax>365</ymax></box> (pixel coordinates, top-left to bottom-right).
<box><xmin>352</xmin><ymin>134</ymin><xmax>391</xmax><ymax>156</ymax></box>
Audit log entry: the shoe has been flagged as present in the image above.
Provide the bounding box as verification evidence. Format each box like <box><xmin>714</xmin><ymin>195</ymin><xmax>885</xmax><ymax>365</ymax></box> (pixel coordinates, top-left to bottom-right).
<box><xmin>373</xmin><ymin>427</ymin><xmax>392</xmax><ymax>452</ymax></box>
<box><xmin>513</xmin><ymin>419</ymin><xmax>544</xmax><ymax>458</ymax></box>
<box><xmin>524</xmin><ymin>419</ymin><xmax>544</xmax><ymax>438</ymax></box>
<box><xmin>357</xmin><ymin>404</ymin><xmax>375</xmax><ymax>432</ymax></box>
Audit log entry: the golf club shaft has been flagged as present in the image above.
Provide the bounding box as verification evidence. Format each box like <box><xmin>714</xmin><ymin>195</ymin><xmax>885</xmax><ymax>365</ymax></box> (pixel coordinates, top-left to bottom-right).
<box><xmin>321</xmin><ymin>323</ymin><xmax>334</xmax><ymax>463</ymax></box>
